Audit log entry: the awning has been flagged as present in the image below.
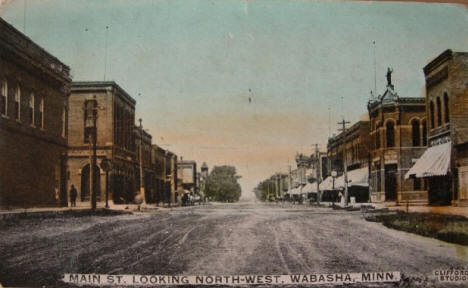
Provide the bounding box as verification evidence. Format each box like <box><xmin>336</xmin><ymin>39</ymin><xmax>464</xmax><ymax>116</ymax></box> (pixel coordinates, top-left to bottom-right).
<box><xmin>319</xmin><ymin>176</ymin><xmax>334</xmax><ymax>191</ymax></box>
<box><xmin>347</xmin><ymin>167</ymin><xmax>369</xmax><ymax>187</ymax></box>
<box><xmin>327</xmin><ymin>167</ymin><xmax>369</xmax><ymax>189</ymax></box>
<box><xmin>405</xmin><ymin>142</ymin><xmax>451</xmax><ymax>179</ymax></box>
<box><xmin>290</xmin><ymin>186</ymin><xmax>303</xmax><ymax>195</ymax></box>
<box><xmin>303</xmin><ymin>182</ymin><xmax>318</xmax><ymax>193</ymax></box>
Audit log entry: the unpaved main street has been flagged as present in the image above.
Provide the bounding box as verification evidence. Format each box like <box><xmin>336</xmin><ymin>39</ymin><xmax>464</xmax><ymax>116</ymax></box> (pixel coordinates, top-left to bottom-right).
<box><xmin>0</xmin><ymin>202</ymin><xmax>467</xmax><ymax>287</ymax></box>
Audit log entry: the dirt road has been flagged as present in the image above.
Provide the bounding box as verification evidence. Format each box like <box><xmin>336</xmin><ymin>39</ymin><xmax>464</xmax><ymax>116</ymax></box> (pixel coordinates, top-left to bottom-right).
<box><xmin>0</xmin><ymin>202</ymin><xmax>467</xmax><ymax>287</ymax></box>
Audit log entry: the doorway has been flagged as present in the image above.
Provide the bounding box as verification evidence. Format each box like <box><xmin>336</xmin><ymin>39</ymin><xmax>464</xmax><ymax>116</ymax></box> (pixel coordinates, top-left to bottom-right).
<box><xmin>385</xmin><ymin>164</ymin><xmax>397</xmax><ymax>201</ymax></box>
<box><xmin>80</xmin><ymin>164</ymin><xmax>101</xmax><ymax>201</ymax></box>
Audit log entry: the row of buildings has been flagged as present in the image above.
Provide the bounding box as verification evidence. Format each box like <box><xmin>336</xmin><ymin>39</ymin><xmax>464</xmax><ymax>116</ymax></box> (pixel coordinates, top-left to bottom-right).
<box><xmin>0</xmin><ymin>17</ymin><xmax>208</xmax><ymax>208</ymax></box>
<box><xmin>259</xmin><ymin>49</ymin><xmax>468</xmax><ymax>207</ymax></box>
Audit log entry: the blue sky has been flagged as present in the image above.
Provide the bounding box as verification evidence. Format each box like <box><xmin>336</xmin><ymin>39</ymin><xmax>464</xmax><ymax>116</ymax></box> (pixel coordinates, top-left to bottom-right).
<box><xmin>1</xmin><ymin>0</ymin><xmax>467</xmax><ymax>198</ymax></box>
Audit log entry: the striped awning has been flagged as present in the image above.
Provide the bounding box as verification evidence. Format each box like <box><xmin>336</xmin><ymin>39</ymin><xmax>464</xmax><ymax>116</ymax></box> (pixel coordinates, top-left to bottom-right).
<box><xmin>405</xmin><ymin>142</ymin><xmax>451</xmax><ymax>179</ymax></box>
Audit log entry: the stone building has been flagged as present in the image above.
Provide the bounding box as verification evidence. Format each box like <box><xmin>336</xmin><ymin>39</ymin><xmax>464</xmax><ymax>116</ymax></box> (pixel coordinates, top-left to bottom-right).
<box><xmin>406</xmin><ymin>50</ymin><xmax>468</xmax><ymax>206</ymax></box>
<box><xmin>134</xmin><ymin>124</ymin><xmax>154</xmax><ymax>203</ymax></box>
<box><xmin>0</xmin><ymin>18</ymin><xmax>71</xmax><ymax>207</ymax></box>
<box><xmin>325</xmin><ymin>119</ymin><xmax>371</xmax><ymax>202</ymax></box>
<box><xmin>367</xmin><ymin>69</ymin><xmax>427</xmax><ymax>205</ymax></box>
<box><xmin>68</xmin><ymin>81</ymin><xmax>136</xmax><ymax>205</ymax></box>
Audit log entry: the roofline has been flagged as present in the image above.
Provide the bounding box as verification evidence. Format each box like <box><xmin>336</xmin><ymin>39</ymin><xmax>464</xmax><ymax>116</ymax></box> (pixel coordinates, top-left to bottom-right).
<box><xmin>423</xmin><ymin>49</ymin><xmax>452</xmax><ymax>76</ymax></box>
<box><xmin>0</xmin><ymin>17</ymin><xmax>70</xmax><ymax>71</ymax></box>
<box><xmin>0</xmin><ymin>17</ymin><xmax>71</xmax><ymax>81</ymax></box>
<box><xmin>71</xmin><ymin>81</ymin><xmax>136</xmax><ymax>105</ymax></box>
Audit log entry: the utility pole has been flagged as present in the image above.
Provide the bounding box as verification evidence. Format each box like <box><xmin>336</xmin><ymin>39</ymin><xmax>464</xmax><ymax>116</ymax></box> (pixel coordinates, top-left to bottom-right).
<box><xmin>85</xmin><ymin>96</ymin><xmax>98</xmax><ymax>210</ymax></box>
<box><xmin>315</xmin><ymin>144</ymin><xmax>321</xmax><ymax>205</ymax></box>
<box><xmin>138</xmin><ymin>118</ymin><xmax>146</xmax><ymax>204</ymax></box>
<box><xmin>338</xmin><ymin>119</ymin><xmax>350</xmax><ymax>206</ymax></box>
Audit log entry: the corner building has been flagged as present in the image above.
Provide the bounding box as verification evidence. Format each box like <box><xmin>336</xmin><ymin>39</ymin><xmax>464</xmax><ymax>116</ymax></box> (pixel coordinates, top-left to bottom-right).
<box><xmin>367</xmin><ymin>72</ymin><xmax>427</xmax><ymax>205</ymax></box>
<box><xmin>68</xmin><ymin>81</ymin><xmax>137</xmax><ymax>205</ymax></box>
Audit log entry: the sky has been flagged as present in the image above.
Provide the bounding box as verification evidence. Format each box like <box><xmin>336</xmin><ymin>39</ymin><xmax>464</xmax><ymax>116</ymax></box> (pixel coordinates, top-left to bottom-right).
<box><xmin>1</xmin><ymin>0</ymin><xmax>467</xmax><ymax>199</ymax></box>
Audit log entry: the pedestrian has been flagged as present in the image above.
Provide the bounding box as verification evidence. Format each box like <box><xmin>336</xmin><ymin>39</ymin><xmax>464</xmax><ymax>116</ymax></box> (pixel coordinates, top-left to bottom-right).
<box><xmin>70</xmin><ymin>184</ymin><xmax>77</xmax><ymax>207</ymax></box>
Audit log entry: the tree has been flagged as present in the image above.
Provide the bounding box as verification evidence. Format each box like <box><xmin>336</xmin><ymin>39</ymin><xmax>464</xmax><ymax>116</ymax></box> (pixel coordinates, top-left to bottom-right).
<box><xmin>205</xmin><ymin>165</ymin><xmax>242</xmax><ymax>202</ymax></box>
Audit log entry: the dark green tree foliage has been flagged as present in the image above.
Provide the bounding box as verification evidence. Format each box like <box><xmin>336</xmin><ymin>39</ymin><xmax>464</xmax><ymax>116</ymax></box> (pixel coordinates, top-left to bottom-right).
<box><xmin>205</xmin><ymin>166</ymin><xmax>242</xmax><ymax>202</ymax></box>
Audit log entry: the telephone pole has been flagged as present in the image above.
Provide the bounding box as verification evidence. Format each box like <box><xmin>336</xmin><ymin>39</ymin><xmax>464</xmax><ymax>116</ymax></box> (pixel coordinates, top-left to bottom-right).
<box><xmin>338</xmin><ymin>119</ymin><xmax>350</xmax><ymax>207</ymax></box>
<box><xmin>315</xmin><ymin>144</ymin><xmax>321</xmax><ymax>205</ymax></box>
<box><xmin>138</xmin><ymin>118</ymin><xmax>146</xmax><ymax>204</ymax></box>
<box><xmin>85</xmin><ymin>96</ymin><xmax>98</xmax><ymax>210</ymax></box>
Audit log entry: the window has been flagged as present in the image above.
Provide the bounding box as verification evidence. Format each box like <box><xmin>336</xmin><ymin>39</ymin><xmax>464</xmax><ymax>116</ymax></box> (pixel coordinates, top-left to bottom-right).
<box><xmin>430</xmin><ymin>101</ymin><xmax>435</xmax><ymax>129</ymax></box>
<box><xmin>84</xmin><ymin>99</ymin><xmax>96</xmax><ymax>142</ymax></box>
<box><xmin>436</xmin><ymin>97</ymin><xmax>442</xmax><ymax>127</ymax></box>
<box><xmin>422</xmin><ymin>120</ymin><xmax>427</xmax><ymax>146</ymax></box>
<box><xmin>444</xmin><ymin>93</ymin><xmax>449</xmax><ymax>123</ymax></box>
<box><xmin>414</xmin><ymin>178</ymin><xmax>421</xmax><ymax>191</ymax></box>
<box><xmin>29</xmin><ymin>93</ymin><xmax>34</xmax><ymax>125</ymax></box>
<box><xmin>14</xmin><ymin>86</ymin><xmax>20</xmax><ymax>120</ymax></box>
<box><xmin>1</xmin><ymin>79</ymin><xmax>7</xmax><ymax>116</ymax></box>
<box><xmin>39</xmin><ymin>96</ymin><xmax>44</xmax><ymax>128</ymax></box>
<box><xmin>411</xmin><ymin>119</ymin><xmax>420</xmax><ymax>146</ymax></box>
<box><xmin>62</xmin><ymin>106</ymin><xmax>66</xmax><ymax>137</ymax></box>
<box><xmin>386</xmin><ymin>121</ymin><xmax>395</xmax><ymax>148</ymax></box>
<box><xmin>375</xmin><ymin>130</ymin><xmax>380</xmax><ymax>149</ymax></box>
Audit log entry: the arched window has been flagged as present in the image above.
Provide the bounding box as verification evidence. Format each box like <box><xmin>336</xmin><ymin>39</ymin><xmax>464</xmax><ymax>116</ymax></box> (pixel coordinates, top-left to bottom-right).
<box><xmin>1</xmin><ymin>79</ymin><xmax>7</xmax><ymax>116</ymax></box>
<box><xmin>422</xmin><ymin>120</ymin><xmax>427</xmax><ymax>146</ymax></box>
<box><xmin>411</xmin><ymin>119</ymin><xmax>420</xmax><ymax>146</ymax></box>
<box><xmin>29</xmin><ymin>93</ymin><xmax>34</xmax><ymax>125</ymax></box>
<box><xmin>444</xmin><ymin>93</ymin><xmax>449</xmax><ymax>123</ymax></box>
<box><xmin>430</xmin><ymin>101</ymin><xmax>435</xmax><ymax>128</ymax></box>
<box><xmin>386</xmin><ymin>121</ymin><xmax>395</xmax><ymax>148</ymax></box>
<box><xmin>436</xmin><ymin>97</ymin><xmax>442</xmax><ymax>127</ymax></box>
<box><xmin>14</xmin><ymin>86</ymin><xmax>21</xmax><ymax>120</ymax></box>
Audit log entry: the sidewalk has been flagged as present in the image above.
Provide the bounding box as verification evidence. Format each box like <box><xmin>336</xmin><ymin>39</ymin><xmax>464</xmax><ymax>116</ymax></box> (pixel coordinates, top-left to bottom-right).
<box><xmin>270</xmin><ymin>200</ymin><xmax>468</xmax><ymax>217</ymax></box>
<box><xmin>372</xmin><ymin>203</ymin><xmax>468</xmax><ymax>217</ymax></box>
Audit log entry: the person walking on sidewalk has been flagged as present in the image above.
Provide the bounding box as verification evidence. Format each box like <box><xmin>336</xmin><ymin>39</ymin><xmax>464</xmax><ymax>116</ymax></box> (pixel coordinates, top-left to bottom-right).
<box><xmin>70</xmin><ymin>185</ymin><xmax>77</xmax><ymax>207</ymax></box>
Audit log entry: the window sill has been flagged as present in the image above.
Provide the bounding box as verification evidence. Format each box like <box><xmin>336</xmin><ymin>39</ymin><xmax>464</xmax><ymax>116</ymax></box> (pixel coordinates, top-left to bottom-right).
<box><xmin>15</xmin><ymin>119</ymin><xmax>22</xmax><ymax>124</ymax></box>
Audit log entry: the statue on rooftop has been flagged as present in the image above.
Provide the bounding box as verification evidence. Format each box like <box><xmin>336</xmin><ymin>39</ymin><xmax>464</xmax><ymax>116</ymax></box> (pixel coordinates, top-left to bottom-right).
<box><xmin>386</xmin><ymin>67</ymin><xmax>393</xmax><ymax>86</ymax></box>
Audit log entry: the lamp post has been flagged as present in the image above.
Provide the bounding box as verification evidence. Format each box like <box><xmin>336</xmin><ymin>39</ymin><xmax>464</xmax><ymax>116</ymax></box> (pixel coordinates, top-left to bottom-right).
<box><xmin>100</xmin><ymin>158</ymin><xmax>112</xmax><ymax>208</ymax></box>
<box><xmin>331</xmin><ymin>170</ymin><xmax>337</xmax><ymax>204</ymax></box>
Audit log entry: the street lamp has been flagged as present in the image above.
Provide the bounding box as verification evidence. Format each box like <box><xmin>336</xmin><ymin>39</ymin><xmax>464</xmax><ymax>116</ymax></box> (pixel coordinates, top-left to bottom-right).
<box><xmin>331</xmin><ymin>170</ymin><xmax>337</xmax><ymax>204</ymax></box>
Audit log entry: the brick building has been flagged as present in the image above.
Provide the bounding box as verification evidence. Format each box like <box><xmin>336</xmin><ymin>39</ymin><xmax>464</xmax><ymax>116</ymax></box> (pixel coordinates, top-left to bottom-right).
<box><xmin>134</xmin><ymin>123</ymin><xmax>154</xmax><ymax>203</ymax></box>
<box><xmin>151</xmin><ymin>144</ymin><xmax>167</xmax><ymax>204</ymax></box>
<box><xmin>165</xmin><ymin>150</ymin><xmax>178</xmax><ymax>204</ymax></box>
<box><xmin>0</xmin><ymin>18</ymin><xmax>71</xmax><ymax>207</ymax></box>
<box><xmin>406</xmin><ymin>50</ymin><xmax>468</xmax><ymax>206</ymax></box>
<box><xmin>325</xmin><ymin>119</ymin><xmax>371</xmax><ymax>202</ymax></box>
<box><xmin>367</xmin><ymin>69</ymin><xmax>427</xmax><ymax>205</ymax></box>
<box><xmin>68</xmin><ymin>81</ymin><xmax>137</xmax><ymax>205</ymax></box>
